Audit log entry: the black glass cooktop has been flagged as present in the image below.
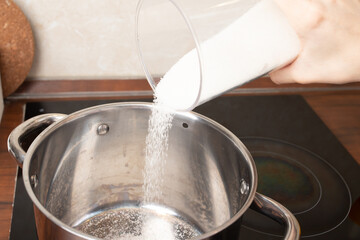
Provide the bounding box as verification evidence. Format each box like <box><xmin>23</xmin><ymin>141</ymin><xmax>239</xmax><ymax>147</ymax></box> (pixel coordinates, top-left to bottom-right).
<box><xmin>10</xmin><ymin>95</ymin><xmax>360</xmax><ymax>239</ymax></box>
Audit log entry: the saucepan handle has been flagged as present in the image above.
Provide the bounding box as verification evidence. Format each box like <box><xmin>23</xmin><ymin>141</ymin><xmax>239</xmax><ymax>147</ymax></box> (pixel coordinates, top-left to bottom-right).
<box><xmin>8</xmin><ymin>113</ymin><xmax>67</xmax><ymax>167</ymax></box>
<box><xmin>250</xmin><ymin>192</ymin><xmax>301</xmax><ymax>240</ymax></box>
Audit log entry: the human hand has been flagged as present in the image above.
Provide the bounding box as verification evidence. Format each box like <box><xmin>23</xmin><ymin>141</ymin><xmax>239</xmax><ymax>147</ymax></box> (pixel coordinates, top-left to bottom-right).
<box><xmin>270</xmin><ymin>0</ymin><xmax>360</xmax><ymax>84</ymax></box>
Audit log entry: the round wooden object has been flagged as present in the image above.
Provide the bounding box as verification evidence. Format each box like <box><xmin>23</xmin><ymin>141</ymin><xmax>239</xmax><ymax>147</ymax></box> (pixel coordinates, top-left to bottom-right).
<box><xmin>0</xmin><ymin>0</ymin><xmax>34</xmax><ymax>97</ymax></box>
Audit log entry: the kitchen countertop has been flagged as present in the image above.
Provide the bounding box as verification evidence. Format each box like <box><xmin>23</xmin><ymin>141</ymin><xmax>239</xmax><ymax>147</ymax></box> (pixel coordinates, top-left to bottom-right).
<box><xmin>1</xmin><ymin>78</ymin><xmax>360</xmax><ymax>239</ymax></box>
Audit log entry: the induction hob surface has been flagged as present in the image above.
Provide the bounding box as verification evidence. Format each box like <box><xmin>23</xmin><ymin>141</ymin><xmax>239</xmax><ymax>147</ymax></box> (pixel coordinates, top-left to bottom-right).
<box><xmin>10</xmin><ymin>95</ymin><xmax>360</xmax><ymax>240</ymax></box>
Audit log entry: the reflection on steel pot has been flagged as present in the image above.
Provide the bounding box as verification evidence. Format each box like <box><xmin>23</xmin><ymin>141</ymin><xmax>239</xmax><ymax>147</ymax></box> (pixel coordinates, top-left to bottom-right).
<box><xmin>8</xmin><ymin>102</ymin><xmax>300</xmax><ymax>240</ymax></box>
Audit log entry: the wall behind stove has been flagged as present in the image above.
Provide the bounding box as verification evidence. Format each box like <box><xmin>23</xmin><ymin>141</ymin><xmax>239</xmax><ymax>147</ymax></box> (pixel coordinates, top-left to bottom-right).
<box><xmin>14</xmin><ymin>0</ymin><xmax>146</xmax><ymax>80</ymax></box>
<box><xmin>15</xmin><ymin>0</ymin><xmax>256</xmax><ymax>81</ymax></box>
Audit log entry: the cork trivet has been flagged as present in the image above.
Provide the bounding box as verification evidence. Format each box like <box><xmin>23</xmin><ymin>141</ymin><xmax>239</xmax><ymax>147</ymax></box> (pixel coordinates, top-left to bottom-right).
<box><xmin>0</xmin><ymin>0</ymin><xmax>34</xmax><ymax>97</ymax></box>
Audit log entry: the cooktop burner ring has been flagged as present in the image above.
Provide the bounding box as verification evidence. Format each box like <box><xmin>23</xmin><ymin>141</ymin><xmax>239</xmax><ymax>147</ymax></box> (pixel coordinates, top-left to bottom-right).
<box><xmin>250</xmin><ymin>150</ymin><xmax>322</xmax><ymax>215</ymax></box>
<box><xmin>240</xmin><ymin>137</ymin><xmax>352</xmax><ymax>238</ymax></box>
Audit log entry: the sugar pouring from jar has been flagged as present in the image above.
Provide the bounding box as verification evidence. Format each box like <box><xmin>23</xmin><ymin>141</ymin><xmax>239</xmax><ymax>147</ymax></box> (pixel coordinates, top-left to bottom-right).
<box><xmin>136</xmin><ymin>0</ymin><xmax>300</xmax><ymax>111</ymax></box>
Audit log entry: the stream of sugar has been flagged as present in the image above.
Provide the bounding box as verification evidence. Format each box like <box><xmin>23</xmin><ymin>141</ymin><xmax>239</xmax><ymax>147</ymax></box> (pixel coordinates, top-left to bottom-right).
<box><xmin>143</xmin><ymin>97</ymin><xmax>174</xmax><ymax>204</ymax></box>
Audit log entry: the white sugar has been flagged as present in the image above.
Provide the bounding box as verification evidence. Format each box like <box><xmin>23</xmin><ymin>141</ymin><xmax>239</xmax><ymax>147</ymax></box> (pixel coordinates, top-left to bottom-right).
<box><xmin>140</xmin><ymin>95</ymin><xmax>175</xmax><ymax>240</ymax></box>
<box><xmin>155</xmin><ymin>0</ymin><xmax>300</xmax><ymax>110</ymax></box>
<box><xmin>143</xmin><ymin>99</ymin><xmax>174</xmax><ymax>204</ymax></box>
<box><xmin>76</xmin><ymin>207</ymin><xmax>198</xmax><ymax>240</ymax></box>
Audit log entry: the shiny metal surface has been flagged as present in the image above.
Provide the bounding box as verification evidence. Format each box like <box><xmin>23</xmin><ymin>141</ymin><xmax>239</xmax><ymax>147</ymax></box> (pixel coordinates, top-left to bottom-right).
<box><xmin>8</xmin><ymin>102</ymin><xmax>300</xmax><ymax>239</ymax></box>
<box><xmin>7</xmin><ymin>113</ymin><xmax>67</xmax><ymax>167</ymax></box>
<box><xmin>74</xmin><ymin>204</ymin><xmax>202</xmax><ymax>239</ymax></box>
<box><xmin>251</xmin><ymin>193</ymin><xmax>300</xmax><ymax>240</ymax></box>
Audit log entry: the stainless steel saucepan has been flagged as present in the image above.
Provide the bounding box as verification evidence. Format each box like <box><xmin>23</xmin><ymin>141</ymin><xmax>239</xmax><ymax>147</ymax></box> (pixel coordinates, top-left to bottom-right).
<box><xmin>8</xmin><ymin>102</ymin><xmax>300</xmax><ymax>240</ymax></box>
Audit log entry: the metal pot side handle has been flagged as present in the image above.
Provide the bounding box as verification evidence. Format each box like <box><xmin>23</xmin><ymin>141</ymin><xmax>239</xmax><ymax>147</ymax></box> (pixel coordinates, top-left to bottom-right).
<box><xmin>250</xmin><ymin>192</ymin><xmax>301</xmax><ymax>240</ymax></box>
<box><xmin>7</xmin><ymin>113</ymin><xmax>67</xmax><ymax>167</ymax></box>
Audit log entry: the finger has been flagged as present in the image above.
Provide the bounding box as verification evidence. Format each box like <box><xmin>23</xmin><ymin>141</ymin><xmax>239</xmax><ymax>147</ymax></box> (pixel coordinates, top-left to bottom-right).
<box><xmin>269</xmin><ymin>66</ymin><xmax>297</xmax><ymax>84</ymax></box>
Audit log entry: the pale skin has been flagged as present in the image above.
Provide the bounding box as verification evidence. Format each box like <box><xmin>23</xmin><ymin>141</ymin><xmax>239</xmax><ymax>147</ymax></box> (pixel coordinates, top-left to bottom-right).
<box><xmin>270</xmin><ymin>0</ymin><xmax>360</xmax><ymax>84</ymax></box>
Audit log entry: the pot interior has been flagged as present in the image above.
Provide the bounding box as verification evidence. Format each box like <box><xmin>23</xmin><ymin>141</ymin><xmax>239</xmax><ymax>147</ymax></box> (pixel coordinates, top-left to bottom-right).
<box><xmin>25</xmin><ymin>103</ymin><xmax>255</xmax><ymax>239</ymax></box>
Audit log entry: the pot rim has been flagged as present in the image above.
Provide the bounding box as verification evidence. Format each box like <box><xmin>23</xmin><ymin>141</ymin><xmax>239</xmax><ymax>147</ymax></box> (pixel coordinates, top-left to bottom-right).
<box><xmin>22</xmin><ymin>101</ymin><xmax>258</xmax><ymax>239</ymax></box>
